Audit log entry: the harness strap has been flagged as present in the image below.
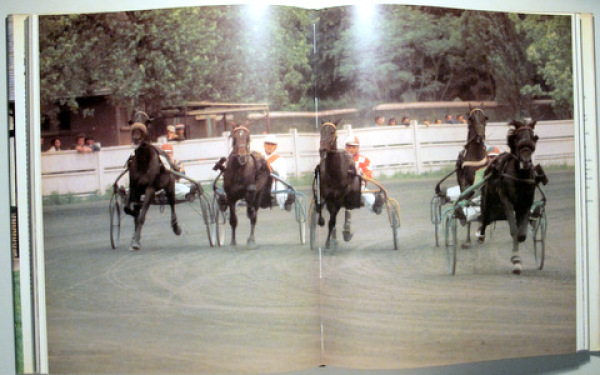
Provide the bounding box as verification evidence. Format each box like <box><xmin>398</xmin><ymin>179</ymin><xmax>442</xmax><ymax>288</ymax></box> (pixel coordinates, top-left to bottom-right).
<box><xmin>500</xmin><ymin>173</ymin><xmax>537</xmax><ymax>185</ymax></box>
<box><xmin>461</xmin><ymin>156</ymin><xmax>488</xmax><ymax>169</ymax></box>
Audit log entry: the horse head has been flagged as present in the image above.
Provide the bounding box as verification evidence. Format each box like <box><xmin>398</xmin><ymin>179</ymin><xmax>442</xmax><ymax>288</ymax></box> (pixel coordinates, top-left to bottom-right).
<box><xmin>467</xmin><ymin>103</ymin><xmax>487</xmax><ymax>145</ymax></box>
<box><xmin>129</xmin><ymin>111</ymin><xmax>152</xmax><ymax>146</ymax></box>
<box><xmin>508</xmin><ymin>119</ymin><xmax>538</xmax><ymax>171</ymax></box>
<box><xmin>231</xmin><ymin>126</ymin><xmax>251</xmax><ymax>165</ymax></box>
<box><xmin>319</xmin><ymin>121</ymin><xmax>338</xmax><ymax>158</ymax></box>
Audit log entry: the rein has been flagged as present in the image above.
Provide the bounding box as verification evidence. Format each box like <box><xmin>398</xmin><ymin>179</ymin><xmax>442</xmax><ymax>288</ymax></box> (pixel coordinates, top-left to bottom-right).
<box><xmin>499</xmin><ymin>153</ymin><xmax>537</xmax><ymax>185</ymax></box>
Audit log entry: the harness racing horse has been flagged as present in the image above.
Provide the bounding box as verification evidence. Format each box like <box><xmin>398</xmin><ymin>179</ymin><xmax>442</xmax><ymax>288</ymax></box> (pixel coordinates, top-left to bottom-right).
<box><xmin>314</xmin><ymin>122</ymin><xmax>361</xmax><ymax>249</ymax></box>
<box><xmin>454</xmin><ymin>104</ymin><xmax>488</xmax><ymax>247</ymax></box>
<box><xmin>457</xmin><ymin>104</ymin><xmax>488</xmax><ymax>192</ymax></box>
<box><xmin>478</xmin><ymin>119</ymin><xmax>544</xmax><ymax>274</ymax></box>
<box><xmin>123</xmin><ymin>113</ymin><xmax>181</xmax><ymax>250</ymax></box>
<box><xmin>214</xmin><ymin>126</ymin><xmax>272</xmax><ymax>247</ymax></box>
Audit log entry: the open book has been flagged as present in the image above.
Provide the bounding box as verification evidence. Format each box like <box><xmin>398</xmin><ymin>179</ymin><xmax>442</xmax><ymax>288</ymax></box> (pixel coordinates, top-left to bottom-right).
<box><xmin>28</xmin><ymin>4</ymin><xmax>576</xmax><ymax>374</ymax></box>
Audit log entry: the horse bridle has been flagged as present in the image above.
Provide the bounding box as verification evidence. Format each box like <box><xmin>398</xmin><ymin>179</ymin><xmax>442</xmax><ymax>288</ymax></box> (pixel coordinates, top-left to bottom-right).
<box><xmin>232</xmin><ymin>126</ymin><xmax>251</xmax><ymax>165</ymax></box>
<box><xmin>461</xmin><ymin>108</ymin><xmax>487</xmax><ymax>168</ymax></box>
<box><xmin>320</xmin><ymin>122</ymin><xmax>337</xmax><ymax>153</ymax></box>
<box><xmin>500</xmin><ymin>125</ymin><xmax>538</xmax><ymax>184</ymax></box>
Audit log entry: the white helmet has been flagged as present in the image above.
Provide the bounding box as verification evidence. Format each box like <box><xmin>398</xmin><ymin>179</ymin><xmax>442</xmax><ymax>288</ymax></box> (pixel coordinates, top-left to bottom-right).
<box><xmin>264</xmin><ymin>134</ymin><xmax>278</xmax><ymax>145</ymax></box>
<box><xmin>345</xmin><ymin>136</ymin><xmax>360</xmax><ymax>146</ymax></box>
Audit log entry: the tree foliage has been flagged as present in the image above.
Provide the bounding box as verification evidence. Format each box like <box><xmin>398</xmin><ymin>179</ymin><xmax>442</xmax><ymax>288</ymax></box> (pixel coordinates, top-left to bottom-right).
<box><xmin>39</xmin><ymin>5</ymin><xmax>573</xmax><ymax>126</ymax></box>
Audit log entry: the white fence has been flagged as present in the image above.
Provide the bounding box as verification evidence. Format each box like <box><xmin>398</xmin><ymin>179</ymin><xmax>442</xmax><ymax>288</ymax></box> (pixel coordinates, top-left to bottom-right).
<box><xmin>41</xmin><ymin>120</ymin><xmax>574</xmax><ymax>196</ymax></box>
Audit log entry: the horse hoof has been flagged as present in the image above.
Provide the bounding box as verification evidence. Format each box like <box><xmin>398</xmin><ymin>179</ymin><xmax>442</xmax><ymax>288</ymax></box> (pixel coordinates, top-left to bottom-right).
<box><xmin>461</xmin><ymin>242</ymin><xmax>471</xmax><ymax>249</ymax></box>
<box><xmin>173</xmin><ymin>226</ymin><xmax>182</xmax><ymax>236</ymax></box>
<box><xmin>318</xmin><ymin>218</ymin><xmax>325</xmax><ymax>227</ymax></box>
<box><xmin>512</xmin><ymin>267</ymin><xmax>522</xmax><ymax>275</ymax></box>
<box><xmin>247</xmin><ymin>239</ymin><xmax>257</xmax><ymax>249</ymax></box>
<box><xmin>129</xmin><ymin>242</ymin><xmax>141</xmax><ymax>251</ymax></box>
<box><xmin>343</xmin><ymin>230</ymin><xmax>353</xmax><ymax>242</ymax></box>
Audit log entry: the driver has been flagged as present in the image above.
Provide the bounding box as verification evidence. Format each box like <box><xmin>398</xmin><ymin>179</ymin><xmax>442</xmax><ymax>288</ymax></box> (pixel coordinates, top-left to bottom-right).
<box><xmin>263</xmin><ymin>134</ymin><xmax>290</xmax><ymax>210</ymax></box>
<box><xmin>344</xmin><ymin>136</ymin><xmax>384</xmax><ymax>214</ymax></box>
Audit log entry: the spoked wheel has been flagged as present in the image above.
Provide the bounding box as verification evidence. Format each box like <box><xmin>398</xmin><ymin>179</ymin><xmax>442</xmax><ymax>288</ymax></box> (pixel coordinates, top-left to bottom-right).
<box><xmin>295</xmin><ymin>192</ymin><xmax>307</xmax><ymax>245</ymax></box>
<box><xmin>197</xmin><ymin>192</ymin><xmax>214</xmax><ymax>247</ymax></box>
<box><xmin>444</xmin><ymin>213</ymin><xmax>457</xmax><ymax>275</ymax></box>
<box><xmin>109</xmin><ymin>194</ymin><xmax>121</xmax><ymax>249</ymax></box>
<box><xmin>532</xmin><ymin>211</ymin><xmax>547</xmax><ymax>270</ymax></box>
<box><xmin>308</xmin><ymin>199</ymin><xmax>317</xmax><ymax>250</ymax></box>
<box><xmin>213</xmin><ymin>195</ymin><xmax>227</xmax><ymax>247</ymax></box>
<box><xmin>430</xmin><ymin>195</ymin><xmax>442</xmax><ymax>247</ymax></box>
<box><xmin>389</xmin><ymin>198</ymin><xmax>401</xmax><ymax>250</ymax></box>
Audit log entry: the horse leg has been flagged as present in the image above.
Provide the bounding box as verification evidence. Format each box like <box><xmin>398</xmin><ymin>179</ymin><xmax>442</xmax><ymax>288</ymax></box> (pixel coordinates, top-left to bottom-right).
<box><xmin>165</xmin><ymin>183</ymin><xmax>181</xmax><ymax>236</ymax></box>
<box><xmin>326</xmin><ymin>204</ymin><xmax>339</xmax><ymax>249</ymax></box>
<box><xmin>343</xmin><ymin>210</ymin><xmax>353</xmax><ymax>242</ymax></box>
<box><xmin>229</xmin><ymin>202</ymin><xmax>238</xmax><ymax>246</ymax></box>
<box><xmin>130</xmin><ymin>189</ymin><xmax>154</xmax><ymax>251</ymax></box>
<box><xmin>246</xmin><ymin>204</ymin><xmax>258</xmax><ymax>247</ymax></box>
<box><xmin>499</xmin><ymin>194</ymin><xmax>521</xmax><ymax>274</ymax></box>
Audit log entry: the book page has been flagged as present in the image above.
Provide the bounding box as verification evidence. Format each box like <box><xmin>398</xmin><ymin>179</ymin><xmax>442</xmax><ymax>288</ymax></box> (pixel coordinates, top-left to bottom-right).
<box><xmin>314</xmin><ymin>4</ymin><xmax>576</xmax><ymax>369</ymax></box>
<box><xmin>38</xmin><ymin>5</ymin><xmax>322</xmax><ymax>374</ymax></box>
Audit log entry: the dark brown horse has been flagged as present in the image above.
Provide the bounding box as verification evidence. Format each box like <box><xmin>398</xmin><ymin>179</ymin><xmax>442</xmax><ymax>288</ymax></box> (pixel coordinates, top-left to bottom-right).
<box><xmin>456</xmin><ymin>104</ymin><xmax>488</xmax><ymax>192</ymax></box>
<box><xmin>214</xmin><ymin>126</ymin><xmax>272</xmax><ymax>247</ymax></box>
<box><xmin>454</xmin><ymin>104</ymin><xmax>488</xmax><ymax>247</ymax></box>
<box><xmin>314</xmin><ymin>122</ymin><xmax>361</xmax><ymax>249</ymax></box>
<box><xmin>123</xmin><ymin>114</ymin><xmax>181</xmax><ymax>250</ymax></box>
<box><xmin>478</xmin><ymin>119</ymin><xmax>546</xmax><ymax>274</ymax></box>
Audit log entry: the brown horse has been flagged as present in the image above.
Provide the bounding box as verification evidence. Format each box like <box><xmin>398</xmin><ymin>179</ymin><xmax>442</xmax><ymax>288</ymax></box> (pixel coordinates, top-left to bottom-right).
<box><xmin>123</xmin><ymin>113</ymin><xmax>181</xmax><ymax>250</ymax></box>
<box><xmin>478</xmin><ymin>119</ymin><xmax>546</xmax><ymax>274</ymax></box>
<box><xmin>314</xmin><ymin>122</ymin><xmax>361</xmax><ymax>249</ymax></box>
<box><xmin>214</xmin><ymin>126</ymin><xmax>272</xmax><ymax>247</ymax></box>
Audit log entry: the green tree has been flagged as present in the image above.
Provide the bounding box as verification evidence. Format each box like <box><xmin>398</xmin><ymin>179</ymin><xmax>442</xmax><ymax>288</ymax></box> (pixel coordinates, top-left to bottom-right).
<box><xmin>518</xmin><ymin>15</ymin><xmax>573</xmax><ymax>118</ymax></box>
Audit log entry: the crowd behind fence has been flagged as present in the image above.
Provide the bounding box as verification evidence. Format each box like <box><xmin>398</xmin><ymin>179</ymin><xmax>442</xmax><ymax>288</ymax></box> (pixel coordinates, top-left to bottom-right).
<box><xmin>40</xmin><ymin>120</ymin><xmax>574</xmax><ymax>196</ymax></box>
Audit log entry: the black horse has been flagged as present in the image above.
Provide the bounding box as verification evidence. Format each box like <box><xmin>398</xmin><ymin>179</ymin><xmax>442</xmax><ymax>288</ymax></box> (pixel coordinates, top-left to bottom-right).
<box><xmin>123</xmin><ymin>114</ymin><xmax>181</xmax><ymax>250</ymax></box>
<box><xmin>314</xmin><ymin>122</ymin><xmax>361</xmax><ymax>249</ymax></box>
<box><xmin>214</xmin><ymin>126</ymin><xmax>272</xmax><ymax>247</ymax></box>
<box><xmin>478</xmin><ymin>119</ymin><xmax>546</xmax><ymax>274</ymax></box>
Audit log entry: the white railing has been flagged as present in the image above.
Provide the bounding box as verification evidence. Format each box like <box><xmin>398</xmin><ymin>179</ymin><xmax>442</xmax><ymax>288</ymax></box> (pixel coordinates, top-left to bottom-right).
<box><xmin>41</xmin><ymin>120</ymin><xmax>574</xmax><ymax>196</ymax></box>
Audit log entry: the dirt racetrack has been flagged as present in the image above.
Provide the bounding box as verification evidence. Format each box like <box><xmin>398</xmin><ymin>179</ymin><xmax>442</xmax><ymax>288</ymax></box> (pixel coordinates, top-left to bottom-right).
<box><xmin>43</xmin><ymin>169</ymin><xmax>576</xmax><ymax>374</ymax></box>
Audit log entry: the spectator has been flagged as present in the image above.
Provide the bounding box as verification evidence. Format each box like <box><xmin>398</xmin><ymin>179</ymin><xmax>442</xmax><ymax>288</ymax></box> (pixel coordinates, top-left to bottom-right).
<box><xmin>263</xmin><ymin>134</ymin><xmax>290</xmax><ymax>210</ymax></box>
<box><xmin>456</xmin><ymin>114</ymin><xmax>467</xmax><ymax>124</ymax></box>
<box><xmin>444</xmin><ymin>114</ymin><xmax>456</xmax><ymax>124</ymax></box>
<box><xmin>401</xmin><ymin>116</ymin><xmax>411</xmax><ymax>126</ymax></box>
<box><xmin>434</xmin><ymin>118</ymin><xmax>443</xmax><ymax>124</ymax></box>
<box><xmin>166</xmin><ymin>125</ymin><xmax>177</xmax><ymax>141</ymax></box>
<box><xmin>174</xmin><ymin>124</ymin><xmax>186</xmax><ymax>141</ymax></box>
<box><xmin>74</xmin><ymin>135</ymin><xmax>93</xmax><ymax>153</ymax></box>
<box><xmin>85</xmin><ymin>136</ymin><xmax>101</xmax><ymax>152</ymax></box>
<box><xmin>374</xmin><ymin>116</ymin><xmax>385</xmax><ymax>126</ymax></box>
<box><xmin>388</xmin><ymin>118</ymin><xmax>397</xmax><ymax>126</ymax></box>
<box><xmin>47</xmin><ymin>138</ymin><xmax>62</xmax><ymax>152</ymax></box>
<box><xmin>344</xmin><ymin>136</ymin><xmax>384</xmax><ymax>215</ymax></box>
<box><xmin>422</xmin><ymin>119</ymin><xmax>431</xmax><ymax>126</ymax></box>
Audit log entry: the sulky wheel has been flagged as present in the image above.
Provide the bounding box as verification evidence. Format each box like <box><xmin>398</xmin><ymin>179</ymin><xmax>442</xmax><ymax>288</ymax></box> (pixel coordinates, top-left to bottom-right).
<box><xmin>295</xmin><ymin>193</ymin><xmax>307</xmax><ymax>245</ymax></box>
<box><xmin>430</xmin><ymin>195</ymin><xmax>442</xmax><ymax>247</ymax></box>
<box><xmin>213</xmin><ymin>195</ymin><xmax>227</xmax><ymax>247</ymax></box>
<box><xmin>389</xmin><ymin>198</ymin><xmax>401</xmax><ymax>250</ymax></box>
<box><xmin>109</xmin><ymin>194</ymin><xmax>121</xmax><ymax>249</ymax></box>
<box><xmin>308</xmin><ymin>199</ymin><xmax>317</xmax><ymax>250</ymax></box>
<box><xmin>532</xmin><ymin>211</ymin><xmax>547</xmax><ymax>270</ymax></box>
<box><xmin>197</xmin><ymin>192</ymin><xmax>214</xmax><ymax>247</ymax></box>
<box><xmin>444</xmin><ymin>213</ymin><xmax>457</xmax><ymax>275</ymax></box>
